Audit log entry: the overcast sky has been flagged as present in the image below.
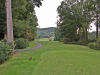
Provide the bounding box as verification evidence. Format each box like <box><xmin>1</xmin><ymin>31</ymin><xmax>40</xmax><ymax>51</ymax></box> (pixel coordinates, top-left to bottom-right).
<box><xmin>35</xmin><ymin>0</ymin><xmax>96</xmax><ymax>32</ymax></box>
<box><xmin>35</xmin><ymin>0</ymin><xmax>63</xmax><ymax>28</ymax></box>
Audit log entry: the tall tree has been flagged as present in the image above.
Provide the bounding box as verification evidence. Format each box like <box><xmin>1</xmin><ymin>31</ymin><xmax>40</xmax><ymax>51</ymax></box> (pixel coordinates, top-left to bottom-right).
<box><xmin>6</xmin><ymin>0</ymin><xmax>14</xmax><ymax>51</ymax></box>
<box><xmin>95</xmin><ymin>0</ymin><xmax>100</xmax><ymax>39</ymax></box>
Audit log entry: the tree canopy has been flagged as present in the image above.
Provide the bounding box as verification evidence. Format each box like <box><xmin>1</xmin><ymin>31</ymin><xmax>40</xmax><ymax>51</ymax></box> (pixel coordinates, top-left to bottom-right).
<box><xmin>54</xmin><ymin>0</ymin><xmax>100</xmax><ymax>42</ymax></box>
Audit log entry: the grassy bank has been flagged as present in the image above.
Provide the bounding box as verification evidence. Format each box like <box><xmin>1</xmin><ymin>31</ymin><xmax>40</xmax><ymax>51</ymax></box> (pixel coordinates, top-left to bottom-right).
<box><xmin>0</xmin><ymin>40</ymin><xmax>100</xmax><ymax>75</ymax></box>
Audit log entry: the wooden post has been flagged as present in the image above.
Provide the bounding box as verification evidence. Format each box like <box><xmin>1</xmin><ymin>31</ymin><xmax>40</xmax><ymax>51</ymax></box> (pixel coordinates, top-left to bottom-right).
<box><xmin>6</xmin><ymin>0</ymin><xmax>14</xmax><ymax>52</ymax></box>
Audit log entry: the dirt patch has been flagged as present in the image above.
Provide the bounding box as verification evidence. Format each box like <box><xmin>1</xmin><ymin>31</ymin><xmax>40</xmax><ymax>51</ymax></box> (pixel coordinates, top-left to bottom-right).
<box><xmin>28</xmin><ymin>58</ymin><xmax>32</xmax><ymax>61</ymax></box>
<box><xmin>8</xmin><ymin>52</ymin><xmax>20</xmax><ymax>58</ymax></box>
<box><xmin>12</xmin><ymin>52</ymin><xmax>20</xmax><ymax>57</ymax></box>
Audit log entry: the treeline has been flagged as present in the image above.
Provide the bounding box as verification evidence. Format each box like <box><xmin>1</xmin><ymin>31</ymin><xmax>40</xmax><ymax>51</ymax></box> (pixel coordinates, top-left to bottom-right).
<box><xmin>54</xmin><ymin>0</ymin><xmax>100</xmax><ymax>42</ymax></box>
<box><xmin>0</xmin><ymin>0</ymin><xmax>43</xmax><ymax>41</ymax></box>
<box><xmin>37</xmin><ymin>27</ymin><xmax>55</xmax><ymax>38</ymax></box>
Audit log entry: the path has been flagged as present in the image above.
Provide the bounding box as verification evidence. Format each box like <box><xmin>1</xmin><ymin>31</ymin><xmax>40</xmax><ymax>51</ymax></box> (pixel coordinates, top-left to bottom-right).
<box><xmin>15</xmin><ymin>42</ymin><xmax>42</xmax><ymax>52</ymax></box>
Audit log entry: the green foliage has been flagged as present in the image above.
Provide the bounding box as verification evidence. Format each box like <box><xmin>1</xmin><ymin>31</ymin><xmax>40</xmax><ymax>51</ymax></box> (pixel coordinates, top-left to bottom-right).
<box><xmin>13</xmin><ymin>13</ymin><xmax>38</xmax><ymax>40</ymax></box>
<box><xmin>63</xmin><ymin>38</ymin><xmax>70</xmax><ymax>44</ymax></box>
<box><xmin>88</xmin><ymin>43</ymin><xmax>100</xmax><ymax>50</ymax></box>
<box><xmin>0</xmin><ymin>39</ymin><xmax>8</xmax><ymax>44</ymax></box>
<box><xmin>89</xmin><ymin>32</ymin><xmax>96</xmax><ymax>39</ymax></box>
<box><xmin>78</xmin><ymin>40</ymin><xmax>87</xmax><ymax>46</ymax></box>
<box><xmin>0</xmin><ymin>0</ymin><xmax>6</xmax><ymax>39</ymax></box>
<box><xmin>13</xmin><ymin>19</ymin><xmax>26</xmax><ymax>37</ymax></box>
<box><xmin>67</xmin><ymin>42</ymin><xmax>79</xmax><ymax>45</ymax></box>
<box><xmin>54</xmin><ymin>27</ymin><xmax>60</xmax><ymax>41</ymax></box>
<box><xmin>14</xmin><ymin>38</ymin><xmax>29</xmax><ymax>49</ymax></box>
<box><xmin>56</xmin><ymin>0</ymin><xmax>97</xmax><ymax>42</ymax></box>
<box><xmin>87</xmin><ymin>39</ymin><xmax>96</xmax><ymax>43</ymax></box>
<box><xmin>0</xmin><ymin>0</ymin><xmax>43</xmax><ymax>40</ymax></box>
<box><xmin>0</xmin><ymin>40</ymin><xmax>13</xmax><ymax>64</ymax></box>
<box><xmin>49</xmin><ymin>39</ymin><xmax>52</xmax><ymax>41</ymax></box>
<box><xmin>59</xmin><ymin>38</ymin><xmax>64</xmax><ymax>42</ymax></box>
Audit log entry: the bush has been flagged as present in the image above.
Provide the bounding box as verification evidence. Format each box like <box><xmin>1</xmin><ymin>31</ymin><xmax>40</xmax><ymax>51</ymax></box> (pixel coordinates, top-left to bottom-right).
<box><xmin>0</xmin><ymin>51</ymin><xmax>6</xmax><ymax>63</ymax></box>
<box><xmin>59</xmin><ymin>38</ymin><xmax>64</xmax><ymax>42</ymax></box>
<box><xmin>49</xmin><ymin>39</ymin><xmax>52</xmax><ymax>41</ymax></box>
<box><xmin>67</xmin><ymin>42</ymin><xmax>78</xmax><ymax>45</ymax></box>
<box><xmin>87</xmin><ymin>39</ymin><xmax>96</xmax><ymax>43</ymax></box>
<box><xmin>96</xmin><ymin>39</ymin><xmax>100</xmax><ymax>44</ymax></box>
<box><xmin>14</xmin><ymin>38</ymin><xmax>29</xmax><ymax>49</ymax></box>
<box><xmin>0</xmin><ymin>40</ymin><xmax>13</xmax><ymax>64</ymax></box>
<box><xmin>24</xmin><ymin>39</ymin><xmax>29</xmax><ymax>47</ymax></box>
<box><xmin>78</xmin><ymin>40</ymin><xmax>87</xmax><ymax>46</ymax></box>
<box><xmin>88</xmin><ymin>43</ymin><xmax>100</xmax><ymax>50</ymax></box>
<box><xmin>63</xmin><ymin>38</ymin><xmax>70</xmax><ymax>44</ymax></box>
<box><xmin>1</xmin><ymin>39</ymin><xmax>8</xmax><ymax>43</ymax></box>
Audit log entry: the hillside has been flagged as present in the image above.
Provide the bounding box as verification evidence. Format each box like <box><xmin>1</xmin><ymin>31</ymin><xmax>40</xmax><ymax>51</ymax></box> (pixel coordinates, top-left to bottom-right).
<box><xmin>37</xmin><ymin>27</ymin><xmax>55</xmax><ymax>38</ymax></box>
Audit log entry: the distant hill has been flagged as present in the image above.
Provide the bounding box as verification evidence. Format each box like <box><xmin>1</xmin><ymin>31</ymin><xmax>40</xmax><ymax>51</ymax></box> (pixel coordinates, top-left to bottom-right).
<box><xmin>37</xmin><ymin>27</ymin><xmax>55</xmax><ymax>38</ymax></box>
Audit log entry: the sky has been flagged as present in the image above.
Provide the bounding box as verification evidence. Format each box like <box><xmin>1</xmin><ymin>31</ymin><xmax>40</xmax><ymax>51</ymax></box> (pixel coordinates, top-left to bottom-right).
<box><xmin>35</xmin><ymin>0</ymin><xmax>96</xmax><ymax>32</ymax></box>
<box><xmin>35</xmin><ymin>0</ymin><xmax>63</xmax><ymax>28</ymax></box>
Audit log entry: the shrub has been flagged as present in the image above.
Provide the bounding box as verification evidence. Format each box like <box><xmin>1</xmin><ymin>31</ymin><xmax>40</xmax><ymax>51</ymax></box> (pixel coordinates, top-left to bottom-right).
<box><xmin>23</xmin><ymin>39</ymin><xmax>29</xmax><ymax>47</ymax></box>
<box><xmin>14</xmin><ymin>38</ymin><xmax>29</xmax><ymax>49</ymax></box>
<box><xmin>88</xmin><ymin>43</ymin><xmax>100</xmax><ymax>50</ymax></box>
<box><xmin>0</xmin><ymin>51</ymin><xmax>6</xmax><ymax>63</ymax></box>
<box><xmin>1</xmin><ymin>39</ymin><xmax>8</xmax><ymax>43</ymax></box>
<box><xmin>96</xmin><ymin>39</ymin><xmax>100</xmax><ymax>44</ymax></box>
<box><xmin>0</xmin><ymin>40</ymin><xmax>13</xmax><ymax>64</ymax></box>
<box><xmin>63</xmin><ymin>38</ymin><xmax>70</xmax><ymax>44</ymax></box>
<box><xmin>67</xmin><ymin>42</ymin><xmax>78</xmax><ymax>45</ymax></box>
<box><xmin>49</xmin><ymin>39</ymin><xmax>52</xmax><ymax>41</ymax></box>
<box><xmin>78</xmin><ymin>40</ymin><xmax>87</xmax><ymax>46</ymax></box>
<box><xmin>87</xmin><ymin>39</ymin><xmax>96</xmax><ymax>43</ymax></box>
<box><xmin>59</xmin><ymin>38</ymin><xmax>64</xmax><ymax>42</ymax></box>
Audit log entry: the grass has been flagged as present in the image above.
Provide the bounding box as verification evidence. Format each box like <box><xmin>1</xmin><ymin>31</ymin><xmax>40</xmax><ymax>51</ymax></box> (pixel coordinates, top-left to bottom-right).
<box><xmin>0</xmin><ymin>40</ymin><xmax>100</xmax><ymax>75</ymax></box>
<box><xmin>36</xmin><ymin>38</ymin><xmax>54</xmax><ymax>41</ymax></box>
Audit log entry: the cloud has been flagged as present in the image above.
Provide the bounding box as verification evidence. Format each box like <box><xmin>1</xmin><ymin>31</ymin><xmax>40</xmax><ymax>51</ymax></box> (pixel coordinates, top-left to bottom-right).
<box><xmin>35</xmin><ymin>0</ymin><xmax>63</xmax><ymax>28</ymax></box>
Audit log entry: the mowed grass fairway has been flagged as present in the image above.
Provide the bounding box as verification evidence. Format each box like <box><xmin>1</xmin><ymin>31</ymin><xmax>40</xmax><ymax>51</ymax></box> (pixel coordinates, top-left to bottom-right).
<box><xmin>0</xmin><ymin>41</ymin><xmax>100</xmax><ymax>75</ymax></box>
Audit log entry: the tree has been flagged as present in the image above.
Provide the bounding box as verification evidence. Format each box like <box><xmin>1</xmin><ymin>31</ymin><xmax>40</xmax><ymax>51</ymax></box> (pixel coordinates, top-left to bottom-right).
<box><xmin>6</xmin><ymin>0</ymin><xmax>14</xmax><ymax>52</ymax></box>
<box><xmin>56</xmin><ymin>0</ymin><xmax>95</xmax><ymax>42</ymax></box>
<box><xmin>95</xmin><ymin>0</ymin><xmax>100</xmax><ymax>39</ymax></box>
<box><xmin>11</xmin><ymin>0</ymin><xmax>43</xmax><ymax>40</ymax></box>
<box><xmin>0</xmin><ymin>0</ymin><xmax>43</xmax><ymax>40</ymax></box>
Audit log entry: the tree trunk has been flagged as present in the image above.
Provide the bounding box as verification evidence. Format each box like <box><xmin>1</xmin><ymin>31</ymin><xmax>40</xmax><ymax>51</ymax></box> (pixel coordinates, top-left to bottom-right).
<box><xmin>96</xmin><ymin>11</ymin><xmax>98</xmax><ymax>39</ymax></box>
<box><xmin>4</xmin><ymin>31</ymin><xmax>7</xmax><ymax>39</ymax></box>
<box><xmin>85</xmin><ymin>12</ymin><xmax>88</xmax><ymax>41</ymax></box>
<box><xmin>79</xmin><ymin>27</ymin><xmax>81</xmax><ymax>40</ymax></box>
<box><xmin>6</xmin><ymin>0</ymin><xmax>14</xmax><ymax>52</ymax></box>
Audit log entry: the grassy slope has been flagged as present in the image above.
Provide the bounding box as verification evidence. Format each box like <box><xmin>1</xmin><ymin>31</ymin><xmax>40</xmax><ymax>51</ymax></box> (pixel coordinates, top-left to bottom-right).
<box><xmin>0</xmin><ymin>41</ymin><xmax>100</xmax><ymax>75</ymax></box>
